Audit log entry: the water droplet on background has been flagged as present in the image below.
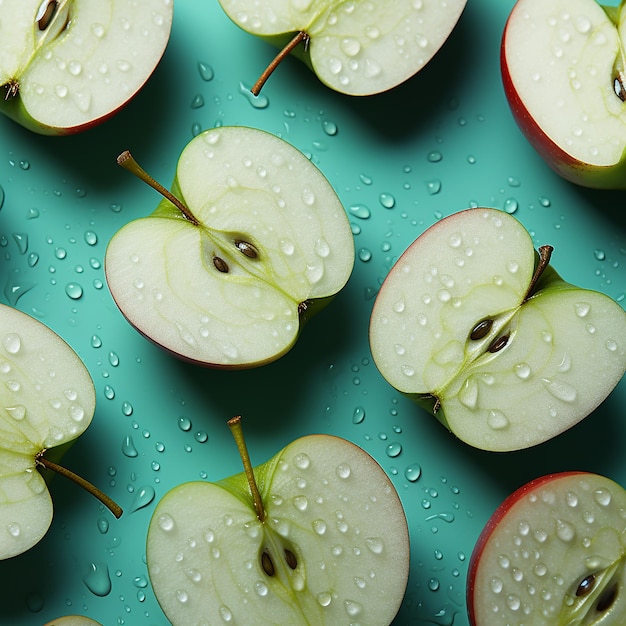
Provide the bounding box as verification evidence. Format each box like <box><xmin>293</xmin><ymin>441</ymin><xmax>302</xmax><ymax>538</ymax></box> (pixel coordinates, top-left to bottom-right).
<box><xmin>131</xmin><ymin>486</ymin><xmax>156</xmax><ymax>512</ymax></box>
<box><xmin>352</xmin><ymin>406</ymin><xmax>366</xmax><ymax>424</ymax></box>
<box><xmin>83</xmin><ymin>562</ymin><xmax>112</xmax><ymax>596</ymax></box>
<box><xmin>239</xmin><ymin>82</ymin><xmax>269</xmax><ymax>109</ymax></box>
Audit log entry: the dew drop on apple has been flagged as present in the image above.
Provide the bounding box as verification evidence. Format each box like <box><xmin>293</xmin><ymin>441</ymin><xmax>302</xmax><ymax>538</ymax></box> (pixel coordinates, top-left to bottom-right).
<box><xmin>3</xmin><ymin>333</ymin><xmax>22</xmax><ymax>355</ymax></box>
<box><xmin>555</xmin><ymin>519</ymin><xmax>576</xmax><ymax>542</ymax></box>
<box><xmin>594</xmin><ymin>488</ymin><xmax>612</xmax><ymax>506</ymax></box>
<box><xmin>514</xmin><ymin>363</ymin><xmax>531</xmax><ymax>380</ymax></box>
<box><xmin>542</xmin><ymin>378</ymin><xmax>577</xmax><ymax>403</ymax></box>
<box><xmin>294</xmin><ymin>452</ymin><xmax>311</xmax><ymax>470</ymax></box>
<box><xmin>54</xmin><ymin>84</ymin><xmax>68</xmax><ymax>98</ymax></box>
<box><xmin>83</xmin><ymin>562</ymin><xmax>112</xmax><ymax>597</ymax></box>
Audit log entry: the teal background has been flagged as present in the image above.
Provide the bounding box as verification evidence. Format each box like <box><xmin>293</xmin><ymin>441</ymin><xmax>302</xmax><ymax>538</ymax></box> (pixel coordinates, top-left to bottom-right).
<box><xmin>1</xmin><ymin>0</ymin><xmax>625</xmax><ymax>624</ymax></box>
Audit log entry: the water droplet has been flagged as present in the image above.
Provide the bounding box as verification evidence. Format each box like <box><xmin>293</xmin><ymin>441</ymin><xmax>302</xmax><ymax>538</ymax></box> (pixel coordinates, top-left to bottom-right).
<box><xmin>83</xmin><ymin>562</ymin><xmax>112</xmax><ymax>597</ymax></box>
<box><xmin>84</xmin><ymin>230</ymin><xmax>98</xmax><ymax>246</ymax></box>
<box><xmin>104</xmin><ymin>385</ymin><xmax>115</xmax><ymax>400</ymax></box>
<box><xmin>352</xmin><ymin>406</ymin><xmax>366</xmax><ymax>424</ymax></box>
<box><xmin>198</xmin><ymin>61</ymin><xmax>214</xmax><ymax>81</ymax></box>
<box><xmin>12</xmin><ymin>233</ymin><xmax>28</xmax><ymax>254</ymax></box>
<box><xmin>336</xmin><ymin>464</ymin><xmax>351</xmax><ymax>479</ymax></box>
<box><xmin>3</xmin><ymin>333</ymin><xmax>21</xmax><ymax>355</ymax></box>
<box><xmin>386</xmin><ymin>442</ymin><xmax>402</xmax><ymax>458</ymax></box>
<box><xmin>108</xmin><ymin>351</ymin><xmax>120</xmax><ymax>367</ymax></box>
<box><xmin>344</xmin><ymin>600</ymin><xmax>363</xmax><ymax>617</ymax></box>
<box><xmin>239</xmin><ymin>82</ymin><xmax>269</xmax><ymax>108</ymax></box>
<box><xmin>122</xmin><ymin>435</ymin><xmax>138</xmax><ymax>458</ymax></box>
<box><xmin>594</xmin><ymin>488</ymin><xmax>612</xmax><ymax>506</ymax></box>
<box><xmin>322</xmin><ymin>120</ymin><xmax>338</xmax><ymax>136</ymax></box>
<box><xmin>294</xmin><ymin>453</ymin><xmax>310</xmax><ymax>470</ymax></box>
<box><xmin>349</xmin><ymin>204</ymin><xmax>371</xmax><ymax>219</ymax></box>
<box><xmin>503</xmin><ymin>198</ymin><xmax>519</xmax><ymax>214</ymax></box>
<box><xmin>0</xmin><ymin>186</ymin><xmax>4</xmax><ymax>210</ymax></box>
<box><xmin>97</xmin><ymin>517</ymin><xmax>109</xmax><ymax>534</ymax></box>
<box><xmin>358</xmin><ymin>248</ymin><xmax>372</xmax><ymax>262</ymax></box>
<box><xmin>379</xmin><ymin>193</ymin><xmax>395</xmax><ymax>209</ymax></box>
<box><xmin>122</xmin><ymin>401</ymin><xmax>133</xmax><ymax>416</ymax></box>
<box><xmin>365</xmin><ymin>537</ymin><xmax>384</xmax><ymax>554</ymax></box>
<box><xmin>488</xmin><ymin>410</ymin><xmax>510</xmax><ymax>430</ymax></box>
<box><xmin>514</xmin><ymin>363</ymin><xmax>531</xmax><ymax>379</ymax></box>
<box><xmin>190</xmin><ymin>93</ymin><xmax>204</xmax><ymax>109</ymax></box>
<box><xmin>542</xmin><ymin>378</ymin><xmax>577</xmax><ymax>403</ymax></box>
<box><xmin>426</xmin><ymin>179</ymin><xmax>442</xmax><ymax>195</ymax></box>
<box><xmin>317</xmin><ymin>591</ymin><xmax>332</xmax><ymax>607</ymax></box>
<box><xmin>178</xmin><ymin>416</ymin><xmax>192</xmax><ymax>431</ymax></box>
<box><xmin>427</xmin><ymin>150</ymin><xmax>443</xmax><ymax>163</ymax></box>
<box><xmin>65</xmin><ymin>282</ymin><xmax>83</xmax><ymax>299</ymax></box>
<box><xmin>131</xmin><ymin>485</ymin><xmax>155</xmax><ymax>512</ymax></box>
<box><xmin>556</xmin><ymin>519</ymin><xmax>576</xmax><ymax>542</ymax></box>
<box><xmin>404</xmin><ymin>463</ymin><xmax>421</xmax><ymax>482</ymax></box>
<box><xmin>194</xmin><ymin>431</ymin><xmax>208</xmax><ymax>443</ymax></box>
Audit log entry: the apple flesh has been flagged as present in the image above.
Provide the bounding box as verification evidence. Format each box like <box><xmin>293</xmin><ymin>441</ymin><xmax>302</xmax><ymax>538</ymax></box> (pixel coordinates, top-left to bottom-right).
<box><xmin>502</xmin><ymin>0</ymin><xmax>626</xmax><ymax>189</ymax></box>
<box><xmin>146</xmin><ymin>417</ymin><xmax>409</xmax><ymax>625</ymax></box>
<box><xmin>217</xmin><ymin>0</ymin><xmax>467</xmax><ymax>95</ymax></box>
<box><xmin>467</xmin><ymin>472</ymin><xmax>626</xmax><ymax>625</ymax></box>
<box><xmin>105</xmin><ymin>126</ymin><xmax>355</xmax><ymax>369</ymax></box>
<box><xmin>369</xmin><ymin>207</ymin><xmax>626</xmax><ymax>451</ymax></box>
<box><xmin>0</xmin><ymin>0</ymin><xmax>173</xmax><ymax>134</ymax></box>
<box><xmin>43</xmin><ymin>617</ymin><xmax>102</xmax><ymax>626</ymax></box>
<box><xmin>0</xmin><ymin>303</ymin><xmax>118</xmax><ymax>559</ymax></box>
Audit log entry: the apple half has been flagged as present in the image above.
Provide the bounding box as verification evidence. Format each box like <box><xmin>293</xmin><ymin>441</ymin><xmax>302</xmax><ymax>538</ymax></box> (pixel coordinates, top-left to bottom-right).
<box><xmin>146</xmin><ymin>416</ymin><xmax>409</xmax><ymax>625</ymax></box>
<box><xmin>217</xmin><ymin>0</ymin><xmax>467</xmax><ymax>95</ymax></box>
<box><xmin>502</xmin><ymin>0</ymin><xmax>626</xmax><ymax>189</ymax></box>
<box><xmin>0</xmin><ymin>0</ymin><xmax>173</xmax><ymax>134</ymax></box>
<box><xmin>105</xmin><ymin>126</ymin><xmax>355</xmax><ymax>369</ymax></box>
<box><xmin>467</xmin><ymin>471</ymin><xmax>626</xmax><ymax>625</ymax></box>
<box><xmin>0</xmin><ymin>303</ymin><xmax>121</xmax><ymax>559</ymax></box>
<box><xmin>369</xmin><ymin>207</ymin><xmax>626</xmax><ymax>451</ymax></box>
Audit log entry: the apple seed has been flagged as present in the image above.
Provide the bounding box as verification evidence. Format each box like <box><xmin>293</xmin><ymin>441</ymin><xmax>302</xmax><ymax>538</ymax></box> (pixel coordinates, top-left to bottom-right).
<box><xmin>212</xmin><ymin>256</ymin><xmax>229</xmax><ymax>273</ymax></box>
<box><xmin>261</xmin><ymin>550</ymin><xmax>275</xmax><ymax>576</ymax></box>
<box><xmin>487</xmin><ymin>333</ymin><xmax>509</xmax><ymax>353</ymax></box>
<box><xmin>575</xmin><ymin>573</ymin><xmax>596</xmax><ymax>597</ymax></box>
<box><xmin>470</xmin><ymin>319</ymin><xmax>493</xmax><ymax>340</ymax></box>
<box><xmin>234</xmin><ymin>239</ymin><xmax>259</xmax><ymax>259</ymax></box>
<box><xmin>284</xmin><ymin>548</ymin><xmax>297</xmax><ymax>570</ymax></box>
<box><xmin>614</xmin><ymin>73</ymin><xmax>625</xmax><ymax>102</ymax></box>
<box><xmin>36</xmin><ymin>0</ymin><xmax>59</xmax><ymax>31</ymax></box>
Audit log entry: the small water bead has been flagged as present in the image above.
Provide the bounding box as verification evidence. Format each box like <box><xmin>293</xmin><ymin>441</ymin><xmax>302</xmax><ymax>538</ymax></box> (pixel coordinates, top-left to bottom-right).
<box><xmin>239</xmin><ymin>82</ymin><xmax>269</xmax><ymax>109</ymax></box>
<box><xmin>122</xmin><ymin>401</ymin><xmax>134</xmax><ymax>416</ymax></box>
<box><xmin>404</xmin><ymin>463</ymin><xmax>422</xmax><ymax>482</ymax></box>
<box><xmin>503</xmin><ymin>198</ymin><xmax>519</xmax><ymax>214</ymax></box>
<box><xmin>83</xmin><ymin>562</ymin><xmax>112</xmax><ymax>597</ymax></box>
<box><xmin>194</xmin><ymin>431</ymin><xmax>208</xmax><ymax>443</ymax></box>
<box><xmin>349</xmin><ymin>204</ymin><xmax>371</xmax><ymax>219</ymax></box>
<box><xmin>594</xmin><ymin>249</ymin><xmax>606</xmax><ymax>261</ymax></box>
<box><xmin>190</xmin><ymin>94</ymin><xmax>204</xmax><ymax>109</ymax></box>
<box><xmin>65</xmin><ymin>282</ymin><xmax>83</xmax><ymax>299</ymax></box>
<box><xmin>594</xmin><ymin>488</ymin><xmax>612</xmax><ymax>506</ymax></box>
<box><xmin>426</xmin><ymin>179</ymin><xmax>442</xmax><ymax>195</ymax></box>
<box><xmin>3</xmin><ymin>333</ymin><xmax>22</xmax><ymax>355</ymax></box>
<box><xmin>122</xmin><ymin>436</ymin><xmax>138</xmax><ymax>458</ymax></box>
<box><xmin>109</xmin><ymin>351</ymin><xmax>120</xmax><ymax>367</ymax></box>
<box><xmin>97</xmin><ymin>517</ymin><xmax>109</xmax><ymax>534</ymax></box>
<box><xmin>103</xmin><ymin>385</ymin><xmax>115</xmax><ymax>400</ymax></box>
<box><xmin>352</xmin><ymin>406</ymin><xmax>366</xmax><ymax>424</ymax></box>
<box><xmin>358</xmin><ymin>248</ymin><xmax>372</xmax><ymax>262</ymax></box>
<box><xmin>322</xmin><ymin>120</ymin><xmax>338</xmax><ymax>136</ymax></box>
<box><xmin>130</xmin><ymin>486</ymin><xmax>156</xmax><ymax>512</ymax></box>
<box><xmin>556</xmin><ymin>519</ymin><xmax>576</xmax><ymax>542</ymax></box>
<box><xmin>28</xmin><ymin>253</ymin><xmax>39</xmax><ymax>267</ymax></box>
<box><xmin>428</xmin><ymin>578</ymin><xmax>440</xmax><ymax>592</ymax></box>
<box><xmin>379</xmin><ymin>193</ymin><xmax>395</xmax><ymax>209</ymax></box>
<box><xmin>198</xmin><ymin>61</ymin><xmax>214</xmax><ymax>81</ymax></box>
<box><xmin>178</xmin><ymin>416</ymin><xmax>192</xmax><ymax>432</ymax></box>
<box><xmin>386</xmin><ymin>442</ymin><xmax>402</xmax><ymax>458</ymax></box>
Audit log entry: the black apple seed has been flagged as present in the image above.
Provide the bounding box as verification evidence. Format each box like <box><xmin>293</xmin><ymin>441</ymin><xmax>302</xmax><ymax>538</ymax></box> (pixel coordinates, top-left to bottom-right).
<box><xmin>37</xmin><ymin>0</ymin><xmax>58</xmax><ymax>30</ymax></box>
<box><xmin>470</xmin><ymin>319</ymin><xmax>493</xmax><ymax>340</ymax></box>
<box><xmin>487</xmin><ymin>334</ymin><xmax>509</xmax><ymax>353</ymax></box>
<box><xmin>575</xmin><ymin>574</ymin><xmax>596</xmax><ymax>597</ymax></box>
<box><xmin>213</xmin><ymin>256</ymin><xmax>229</xmax><ymax>273</ymax></box>
<box><xmin>234</xmin><ymin>239</ymin><xmax>259</xmax><ymax>259</ymax></box>
<box><xmin>261</xmin><ymin>551</ymin><xmax>275</xmax><ymax>576</ymax></box>
<box><xmin>284</xmin><ymin>549</ymin><xmax>297</xmax><ymax>569</ymax></box>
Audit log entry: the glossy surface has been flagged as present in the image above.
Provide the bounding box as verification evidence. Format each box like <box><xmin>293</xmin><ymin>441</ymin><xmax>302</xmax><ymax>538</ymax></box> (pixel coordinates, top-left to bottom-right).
<box><xmin>0</xmin><ymin>0</ymin><xmax>624</xmax><ymax>624</ymax></box>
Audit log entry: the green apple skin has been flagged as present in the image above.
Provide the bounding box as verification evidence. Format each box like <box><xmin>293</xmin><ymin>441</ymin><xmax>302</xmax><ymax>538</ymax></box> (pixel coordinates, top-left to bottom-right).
<box><xmin>0</xmin><ymin>0</ymin><xmax>173</xmax><ymax>135</ymax></box>
<box><xmin>369</xmin><ymin>207</ymin><xmax>626</xmax><ymax>451</ymax></box>
<box><xmin>105</xmin><ymin>126</ymin><xmax>355</xmax><ymax>369</ymax></box>
<box><xmin>0</xmin><ymin>303</ymin><xmax>96</xmax><ymax>559</ymax></box>
<box><xmin>147</xmin><ymin>434</ymin><xmax>409</xmax><ymax>625</ymax></box>
<box><xmin>467</xmin><ymin>472</ymin><xmax>626</xmax><ymax>625</ymax></box>
<box><xmin>218</xmin><ymin>0</ymin><xmax>467</xmax><ymax>95</ymax></box>
<box><xmin>501</xmin><ymin>0</ymin><xmax>626</xmax><ymax>189</ymax></box>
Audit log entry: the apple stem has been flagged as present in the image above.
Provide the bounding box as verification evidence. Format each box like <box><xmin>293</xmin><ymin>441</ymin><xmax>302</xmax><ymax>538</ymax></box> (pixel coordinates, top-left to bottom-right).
<box><xmin>252</xmin><ymin>31</ymin><xmax>309</xmax><ymax>96</ymax></box>
<box><xmin>116</xmin><ymin>151</ymin><xmax>200</xmax><ymax>226</ymax></box>
<box><xmin>36</xmin><ymin>452</ymin><xmax>123</xmax><ymax>519</ymax></box>
<box><xmin>523</xmin><ymin>244</ymin><xmax>553</xmax><ymax>302</ymax></box>
<box><xmin>227</xmin><ymin>416</ymin><xmax>266</xmax><ymax>523</ymax></box>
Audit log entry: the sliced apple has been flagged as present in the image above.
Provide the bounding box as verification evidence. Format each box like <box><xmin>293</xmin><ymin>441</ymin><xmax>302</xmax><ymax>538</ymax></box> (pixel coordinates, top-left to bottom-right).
<box><xmin>502</xmin><ymin>0</ymin><xmax>626</xmax><ymax>188</ymax></box>
<box><xmin>468</xmin><ymin>472</ymin><xmax>626</xmax><ymax>624</ymax></box>
<box><xmin>217</xmin><ymin>0</ymin><xmax>467</xmax><ymax>95</ymax></box>
<box><xmin>146</xmin><ymin>416</ymin><xmax>409</xmax><ymax>625</ymax></box>
<box><xmin>105</xmin><ymin>126</ymin><xmax>355</xmax><ymax>368</ymax></box>
<box><xmin>0</xmin><ymin>0</ymin><xmax>173</xmax><ymax>134</ymax></box>
<box><xmin>369</xmin><ymin>207</ymin><xmax>626</xmax><ymax>451</ymax></box>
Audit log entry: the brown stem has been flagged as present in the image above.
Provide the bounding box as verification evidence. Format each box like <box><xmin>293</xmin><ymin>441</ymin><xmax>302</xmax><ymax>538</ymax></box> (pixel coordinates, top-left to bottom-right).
<box><xmin>36</xmin><ymin>453</ymin><xmax>123</xmax><ymax>519</ymax></box>
<box><xmin>252</xmin><ymin>31</ymin><xmax>309</xmax><ymax>96</ymax></box>
<box><xmin>523</xmin><ymin>244</ymin><xmax>553</xmax><ymax>303</ymax></box>
<box><xmin>228</xmin><ymin>416</ymin><xmax>265</xmax><ymax>523</ymax></box>
<box><xmin>116</xmin><ymin>151</ymin><xmax>199</xmax><ymax>226</ymax></box>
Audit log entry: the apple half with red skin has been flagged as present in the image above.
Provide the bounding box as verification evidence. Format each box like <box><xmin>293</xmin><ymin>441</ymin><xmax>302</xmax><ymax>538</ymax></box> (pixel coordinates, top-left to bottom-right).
<box><xmin>105</xmin><ymin>126</ymin><xmax>354</xmax><ymax>369</ymax></box>
<box><xmin>502</xmin><ymin>0</ymin><xmax>626</xmax><ymax>189</ymax></box>
<box><xmin>0</xmin><ymin>0</ymin><xmax>173</xmax><ymax>135</ymax></box>
<box><xmin>369</xmin><ymin>207</ymin><xmax>626</xmax><ymax>451</ymax></box>
<box><xmin>467</xmin><ymin>471</ymin><xmax>626</xmax><ymax>625</ymax></box>
<box><xmin>146</xmin><ymin>416</ymin><xmax>409</xmax><ymax>625</ymax></box>
<box><xmin>218</xmin><ymin>0</ymin><xmax>467</xmax><ymax>96</ymax></box>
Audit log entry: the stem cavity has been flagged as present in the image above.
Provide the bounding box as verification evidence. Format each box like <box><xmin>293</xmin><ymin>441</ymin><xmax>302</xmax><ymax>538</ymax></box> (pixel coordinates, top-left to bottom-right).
<box><xmin>36</xmin><ymin>452</ymin><xmax>123</xmax><ymax>519</ymax></box>
<box><xmin>116</xmin><ymin>151</ymin><xmax>200</xmax><ymax>226</ymax></box>
<box><xmin>252</xmin><ymin>31</ymin><xmax>310</xmax><ymax>96</ymax></box>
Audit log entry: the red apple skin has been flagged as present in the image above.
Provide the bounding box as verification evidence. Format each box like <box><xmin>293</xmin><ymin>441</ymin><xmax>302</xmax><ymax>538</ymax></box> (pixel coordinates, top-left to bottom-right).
<box><xmin>466</xmin><ymin>471</ymin><xmax>586</xmax><ymax>625</ymax></box>
<box><xmin>501</xmin><ymin>10</ymin><xmax>626</xmax><ymax>190</ymax></box>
